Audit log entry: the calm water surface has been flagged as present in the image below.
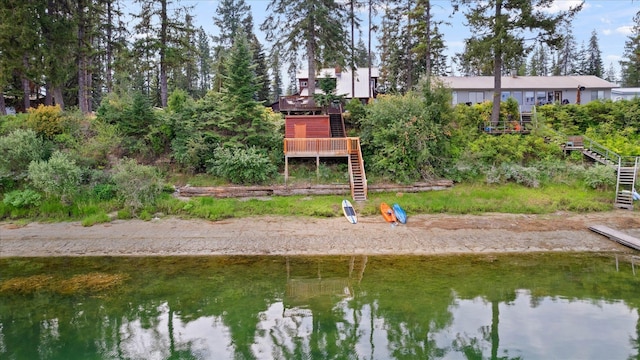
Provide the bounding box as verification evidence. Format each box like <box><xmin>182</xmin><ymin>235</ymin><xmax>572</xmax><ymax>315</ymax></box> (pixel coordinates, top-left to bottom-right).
<box><xmin>1</xmin><ymin>253</ymin><xmax>639</xmax><ymax>359</ymax></box>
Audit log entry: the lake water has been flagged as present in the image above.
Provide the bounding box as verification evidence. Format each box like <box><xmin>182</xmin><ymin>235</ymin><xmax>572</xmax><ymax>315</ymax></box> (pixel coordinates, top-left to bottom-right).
<box><xmin>1</xmin><ymin>253</ymin><xmax>639</xmax><ymax>359</ymax></box>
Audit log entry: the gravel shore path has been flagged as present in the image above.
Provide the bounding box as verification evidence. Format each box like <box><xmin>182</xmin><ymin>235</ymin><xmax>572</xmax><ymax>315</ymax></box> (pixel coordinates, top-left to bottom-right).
<box><xmin>1</xmin><ymin>211</ymin><xmax>639</xmax><ymax>257</ymax></box>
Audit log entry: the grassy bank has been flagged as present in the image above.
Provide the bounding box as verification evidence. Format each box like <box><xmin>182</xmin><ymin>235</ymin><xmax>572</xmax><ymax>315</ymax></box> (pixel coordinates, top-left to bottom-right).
<box><xmin>1</xmin><ymin>182</ymin><xmax>620</xmax><ymax>225</ymax></box>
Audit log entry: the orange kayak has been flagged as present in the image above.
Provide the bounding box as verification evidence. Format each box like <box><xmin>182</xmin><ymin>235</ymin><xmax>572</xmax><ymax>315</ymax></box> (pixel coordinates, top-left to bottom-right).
<box><xmin>380</xmin><ymin>202</ymin><xmax>397</xmax><ymax>223</ymax></box>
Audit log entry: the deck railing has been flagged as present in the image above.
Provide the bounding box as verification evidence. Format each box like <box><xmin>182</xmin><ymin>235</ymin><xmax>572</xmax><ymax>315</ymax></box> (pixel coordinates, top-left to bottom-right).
<box><xmin>279</xmin><ymin>96</ymin><xmax>321</xmax><ymax>112</ymax></box>
<box><xmin>284</xmin><ymin>138</ymin><xmax>355</xmax><ymax>156</ymax></box>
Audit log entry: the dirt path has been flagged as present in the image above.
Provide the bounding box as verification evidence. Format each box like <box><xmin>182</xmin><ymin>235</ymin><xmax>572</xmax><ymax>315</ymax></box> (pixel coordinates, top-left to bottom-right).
<box><xmin>1</xmin><ymin>211</ymin><xmax>639</xmax><ymax>257</ymax></box>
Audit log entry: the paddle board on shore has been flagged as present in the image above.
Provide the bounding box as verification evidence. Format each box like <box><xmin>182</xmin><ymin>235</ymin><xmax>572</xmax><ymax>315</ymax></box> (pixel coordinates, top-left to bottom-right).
<box><xmin>392</xmin><ymin>203</ymin><xmax>407</xmax><ymax>224</ymax></box>
<box><xmin>342</xmin><ymin>199</ymin><xmax>357</xmax><ymax>224</ymax></box>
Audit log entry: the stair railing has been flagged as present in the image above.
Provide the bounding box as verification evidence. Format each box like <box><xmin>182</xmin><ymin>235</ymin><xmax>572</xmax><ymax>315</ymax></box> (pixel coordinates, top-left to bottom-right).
<box><xmin>581</xmin><ymin>136</ymin><xmax>621</xmax><ymax>166</ymax></box>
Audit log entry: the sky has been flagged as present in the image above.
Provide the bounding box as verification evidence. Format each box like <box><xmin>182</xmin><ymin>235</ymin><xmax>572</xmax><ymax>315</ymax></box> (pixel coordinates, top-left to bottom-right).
<box><xmin>138</xmin><ymin>0</ymin><xmax>639</xmax><ymax>79</ymax></box>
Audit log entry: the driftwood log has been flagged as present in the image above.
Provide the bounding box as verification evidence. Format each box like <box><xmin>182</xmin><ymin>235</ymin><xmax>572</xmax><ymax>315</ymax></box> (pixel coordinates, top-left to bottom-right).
<box><xmin>176</xmin><ymin>180</ymin><xmax>453</xmax><ymax>199</ymax></box>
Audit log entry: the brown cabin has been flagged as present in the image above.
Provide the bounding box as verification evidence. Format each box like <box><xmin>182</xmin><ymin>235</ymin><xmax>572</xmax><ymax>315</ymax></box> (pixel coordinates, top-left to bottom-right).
<box><xmin>280</xmin><ymin>97</ymin><xmax>368</xmax><ymax>201</ymax></box>
<box><xmin>285</xmin><ymin>115</ymin><xmax>330</xmax><ymax>138</ymax></box>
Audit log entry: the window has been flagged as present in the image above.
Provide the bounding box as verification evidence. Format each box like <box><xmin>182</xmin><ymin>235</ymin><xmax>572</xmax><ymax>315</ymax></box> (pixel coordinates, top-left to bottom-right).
<box><xmin>525</xmin><ymin>91</ymin><xmax>535</xmax><ymax>105</ymax></box>
<box><xmin>452</xmin><ymin>91</ymin><xmax>458</xmax><ymax>105</ymax></box>
<box><xmin>501</xmin><ymin>91</ymin><xmax>510</xmax><ymax>101</ymax></box>
<box><xmin>536</xmin><ymin>91</ymin><xmax>546</xmax><ymax>105</ymax></box>
<box><xmin>591</xmin><ymin>90</ymin><xmax>605</xmax><ymax>100</ymax></box>
<box><xmin>469</xmin><ymin>91</ymin><xmax>484</xmax><ymax>103</ymax></box>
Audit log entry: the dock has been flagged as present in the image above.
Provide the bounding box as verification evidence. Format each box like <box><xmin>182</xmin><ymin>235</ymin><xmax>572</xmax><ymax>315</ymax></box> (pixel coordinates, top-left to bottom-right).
<box><xmin>589</xmin><ymin>225</ymin><xmax>640</xmax><ymax>251</ymax></box>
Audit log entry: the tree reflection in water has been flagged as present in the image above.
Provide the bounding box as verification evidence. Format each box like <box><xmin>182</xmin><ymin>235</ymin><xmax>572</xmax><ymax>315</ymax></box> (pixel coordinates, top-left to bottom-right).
<box><xmin>0</xmin><ymin>253</ymin><xmax>639</xmax><ymax>359</ymax></box>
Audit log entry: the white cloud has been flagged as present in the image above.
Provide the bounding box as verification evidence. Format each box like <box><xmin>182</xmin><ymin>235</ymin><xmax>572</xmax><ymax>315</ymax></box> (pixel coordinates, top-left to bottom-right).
<box><xmin>616</xmin><ymin>25</ymin><xmax>634</xmax><ymax>36</ymax></box>
<box><xmin>602</xmin><ymin>29</ymin><xmax>612</xmax><ymax>36</ymax></box>
<box><xmin>539</xmin><ymin>0</ymin><xmax>587</xmax><ymax>13</ymax></box>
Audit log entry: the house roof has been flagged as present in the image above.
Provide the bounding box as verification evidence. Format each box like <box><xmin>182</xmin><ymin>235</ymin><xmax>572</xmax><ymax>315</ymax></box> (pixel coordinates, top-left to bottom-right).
<box><xmin>298</xmin><ymin>67</ymin><xmax>379</xmax><ymax>98</ymax></box>
<box><xmin>611</xmin><ymin>88</ymin><xmax>640</xmax><ymax>94</ymax></box>
<box><xmin>439</xmin><ymin>75</ymin><xmax>616</xmax><ymax>90</ymax></box>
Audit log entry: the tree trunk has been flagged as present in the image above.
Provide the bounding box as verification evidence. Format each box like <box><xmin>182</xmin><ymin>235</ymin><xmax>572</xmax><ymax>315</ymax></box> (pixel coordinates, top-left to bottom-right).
<box><xmin>491</xmin><ymin>0</ymin><xmax>503</xmax><ymax>125</ymax></box>
<box><xmin>45</xmin><ymin>82</ymin><xmax>53</xmax><ymax>106</ymax></box>
<box><xmin>22</xmin><ymin>55</ymin><xmax>31</xmax><ymax>112</ymax></box>
<box><xmin>368</xmin><ymin>0</ymin><xmax>372</xmax><ymax>99</ymax></box>
<box><xmin>159</xmin><ymin>0</ymin><xmax>168</xmax><ymax>107</ymax></box>
<box><xmin>106</xmin><ymin>0</ymin><xmax>113</xmax><ymax>93</ymax></box>
<box><xmin>77</xmin><ymin>0</ymin><xmax>89</xmax><ymax>113</ymax></box>
<box><xmin>54</xmin><ymin>86</ymin><xmax>65</xmax><ymax>109</ymax></box>
<box><xmin>0</xmin><ymin>88</ymin><xmax>6</xmax><ymax>115</ymax></box>
<box><xmin>307</xmin><ymin>14</ymin><xmax>316</xmax><ymax>97</ymax></box>
<box><xmin>351</xmin><ymin>0</ymin><xmax>355</xmax><ymax>98</ymax></box>
<box><xmin>405</xmin><ymin>0</ymin><xmax>413</xmax><ymax>91</ymax></box>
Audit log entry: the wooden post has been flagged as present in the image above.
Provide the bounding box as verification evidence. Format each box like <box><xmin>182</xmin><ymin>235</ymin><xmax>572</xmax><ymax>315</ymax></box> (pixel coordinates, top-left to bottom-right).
<box><xmin>284</xmin><ymin>156</ymin><xmax>289</xmax><ymax>185</ymax></box>
<box><xmin>316</xmin><ymin>156</ymin><xmax>320</xmax><ymax>179</ymax></box>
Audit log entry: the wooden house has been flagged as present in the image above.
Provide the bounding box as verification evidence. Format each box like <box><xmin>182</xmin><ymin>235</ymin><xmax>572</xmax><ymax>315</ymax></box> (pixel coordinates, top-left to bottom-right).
<box><xmin>281</xmin><ymin>99</ymin><xmax>367</xmax><ymax>201</ymax></box>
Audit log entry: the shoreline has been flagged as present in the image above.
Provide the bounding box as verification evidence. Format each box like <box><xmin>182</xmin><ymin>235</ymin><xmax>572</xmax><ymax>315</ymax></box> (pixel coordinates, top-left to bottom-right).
<box><xmin>1</xmin><ymin>211</ymin><xmax>639</xmax><ymax>257</ymax></box>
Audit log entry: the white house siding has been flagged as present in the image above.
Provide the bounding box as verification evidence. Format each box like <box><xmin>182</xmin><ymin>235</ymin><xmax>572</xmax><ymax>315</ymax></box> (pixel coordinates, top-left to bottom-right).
<box><xmin>440</xmin><ymin>76</ymin><xmax>616</xmax><ymax>112</ymax></box>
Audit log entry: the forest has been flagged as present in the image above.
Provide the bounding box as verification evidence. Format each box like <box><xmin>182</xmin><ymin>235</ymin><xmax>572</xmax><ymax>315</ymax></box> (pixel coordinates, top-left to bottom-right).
<box><xmin>1</xmin><ymin>0</ymin><xmax>640</xmax><ymax>113</ymax></box>
<box><xmin>1</xmin><ymin>0</ymin><xmax>640</xmax><ymax>221</ymax></box>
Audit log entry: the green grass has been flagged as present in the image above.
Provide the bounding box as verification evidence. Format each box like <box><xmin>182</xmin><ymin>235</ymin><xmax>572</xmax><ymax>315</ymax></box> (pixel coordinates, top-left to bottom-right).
<box><xmin>0</xmin><ymin>181</ymin><xmax>626</xmax><ymax>224</ymax></box>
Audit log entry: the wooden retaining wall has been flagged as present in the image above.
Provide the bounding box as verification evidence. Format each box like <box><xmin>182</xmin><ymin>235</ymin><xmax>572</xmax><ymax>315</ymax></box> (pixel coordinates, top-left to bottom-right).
<box><xmin>176</xmin><ymin>180</ymin><xmax>453</xmax><ymax>199</ymax></box>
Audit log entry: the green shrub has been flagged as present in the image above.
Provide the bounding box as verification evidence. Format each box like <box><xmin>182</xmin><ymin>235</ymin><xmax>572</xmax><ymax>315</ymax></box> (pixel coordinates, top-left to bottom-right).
<box><xmin>28</xmin><ymin>151</ymin><xmax>83</xmax><ymax>205</ymax></box>
<box><xmin>93</xmin><ymin>183</ymin><xmax>118</xmax><ymax>201</ymax></box>
<box><xmin>207</xmin><ymin>146</ymin><xmax>278</xmax><ymax>184</ymax></box>
<box><xmin>486</xmin><ymin>163</ymin><xmax>540</xmax><ymax>188</ymax></box>
<box><xmin>0</xmin><ymin>129</ymin><xmax>50</xmax><ymax>184</ymax></box>
<box><xmin>583</xmin><ymin>164</ymin><xmax>616</xmax><ymax>190</ymax></box>
<box><xmin>2</xmin><ymin>189</ymin><xmax>42</xmax><ymax>208</ymax></box>
<box><xmin>111</xmin><ymin>158</ymin><xmax>165</xmax><ymax>211</ymax></box>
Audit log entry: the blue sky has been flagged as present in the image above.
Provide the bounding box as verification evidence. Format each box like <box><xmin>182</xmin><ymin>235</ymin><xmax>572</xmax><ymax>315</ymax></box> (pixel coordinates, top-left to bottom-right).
<box><xmin>147</xmin><ymin>0</ymin><xmax>638</xmax><ymax>78</ymax></box>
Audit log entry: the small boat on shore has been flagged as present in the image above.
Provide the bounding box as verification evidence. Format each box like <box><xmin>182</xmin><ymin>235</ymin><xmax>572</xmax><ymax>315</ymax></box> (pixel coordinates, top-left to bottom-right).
<box><xmin>380</xmin><ymin>202</ymin><xmax>397</xmax><ymax>224</ymax></box>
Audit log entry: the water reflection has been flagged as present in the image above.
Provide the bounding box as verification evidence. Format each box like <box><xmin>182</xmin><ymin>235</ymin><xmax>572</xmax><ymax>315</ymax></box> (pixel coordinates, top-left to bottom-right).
<box><xmin>0</xmin><ymin>254</ymin><xmax>639</xmax><ymax>359</ymax></box>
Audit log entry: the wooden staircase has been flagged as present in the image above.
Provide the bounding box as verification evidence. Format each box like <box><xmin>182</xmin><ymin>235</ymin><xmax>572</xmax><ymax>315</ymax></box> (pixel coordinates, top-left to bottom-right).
<box><xmin>563</xmin><ymin>136</ymin><xmax>638</xmax><ymax>210</ymax></box>
<box><xmin>614</xmin><ymin>158</ymin><xmax>638</xmax><ymax>210</ymax></box>
<box><xmin>348</xmin><ymin>138</ymin><xmax>367</xmax><ymax>201</ymax></box>
<box><xmin>329</xmin><ymin>113</ymin><xmax>346</xmax><ymax>137</ymax></box>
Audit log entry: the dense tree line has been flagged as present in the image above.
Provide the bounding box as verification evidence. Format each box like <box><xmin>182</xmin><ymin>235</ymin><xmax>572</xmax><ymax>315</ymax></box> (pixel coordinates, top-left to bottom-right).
<box><xmin>4</xmin><ymin>1</ymin><xmax>637</xmax><ymax>115</ymax></box>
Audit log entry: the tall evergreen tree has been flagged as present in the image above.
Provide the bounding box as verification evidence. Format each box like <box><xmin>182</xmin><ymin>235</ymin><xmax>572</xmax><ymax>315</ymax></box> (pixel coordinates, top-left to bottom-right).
<box><xmin>132</xmin><ymin>0</ymin><xmax>194</xmax><ymax>107</ymax></box>
<box><xmin>354</xmin><ymin>38</ymin><xmax>370</xmax><ymax>67</ymax></box>
<box><xmin>269</xmin><ymin>52</ymin><xmax>283</xmax><ymax>103</ymax></box>
<box><xmin>585</xmin><ymin>29</ymin><xmax>603</xmax><ymax>77</ymax></box>
<box><xmin>261</xmin><ymin>0</ymin><xmax>350</xmax><ymax>97</ymax></box>
<box><xmin>453</xmin><ymin>0</ymin><xmax>582</xmax><ymax>124</ymax></box>
<box><xmin>196</xmin><ymin>27</ymin><xmax>212</xmax><ymax>97</ymax></box>
<box><xmin>411</xmin><ymin>0</ymin><xmax>449</xmax><ymax>81</ymax></box>
<box><xmin>221</xmin><ymin>32</ymin><xmax>272</xmax><ymax>148</ymax></box>
<box><xmin>620</xmin><ymin>10</ymin><xmax>640</xmax><ymax>87</ymax></box>
<box><xmin>604</xmin><ymin>62</ymin><xmax>618</xmax><ymax>83</ymax></box>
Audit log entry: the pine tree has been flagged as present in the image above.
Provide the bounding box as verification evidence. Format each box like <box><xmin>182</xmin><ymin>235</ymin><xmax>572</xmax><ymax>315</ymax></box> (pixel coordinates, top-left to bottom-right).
<box><xmin>585</xmin><ymin>30</ymin><xmax>603</xmax><ymax>77</ymax></box>
<box><xmin>221</xmin><ymin>32</ymin><xmax>272</xmax><ymax>148</ymax></box>
<box><xmin>269</xmin><ymin>52</ymin><xmax>283</xmax><ymax>103</ymax></box>
<box><xmin>261</xmin><ymin>0</ymin><xmax>350</xmax><ymax>97</ymax></box>
<box><xmin>620</xmin><ymin>10</ymin><xmax>640</xmax><ymax>87</ymax></box>
<box><xmin>604</xmin><ymin>62</ymin><xmax>618</xmax><ymax>83</ymax></box>
<box><xmin>196</xmin><ymin>27</ymin><xmax>212</xmax><ymax>97</ymax></box>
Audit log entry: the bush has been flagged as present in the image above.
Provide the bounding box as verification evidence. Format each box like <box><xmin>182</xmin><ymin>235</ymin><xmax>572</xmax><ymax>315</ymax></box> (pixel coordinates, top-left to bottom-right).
<box><xmin>486</xmin><ymin>163</ymin><xmax>540</xmax><ymax>188</ymax></box>
<box><xmin>111</xmin><ymin>158</ymin><xmax>165</xmax><ymax>211</ymax></box>
<box><xmin>2</xmin><ymin>189</ymin><xmax>42</xmax><ymax>208</ymax></box>
<box><xmin>26</xmin><ymin>104</ymin><xmax>64</xmax><ymax>140</ymax></box>
<box><xmin>207</xmin><ymin>146</ymin><xmax>278</xmax><ymax>184</ymax></box>
<box><xmin>583</xmin><ymin>164</ymin><xmax>616</xmax><ymax>190</ymax></box>
<box><xmin>0</xmin><ymin>129</ymin><xmax>50</xmax><ymax>185</ymax></box>
<box><xmin>28</xmin><ymin>151</ymin><xmax>83</xmax><ymax>205</ymax></box>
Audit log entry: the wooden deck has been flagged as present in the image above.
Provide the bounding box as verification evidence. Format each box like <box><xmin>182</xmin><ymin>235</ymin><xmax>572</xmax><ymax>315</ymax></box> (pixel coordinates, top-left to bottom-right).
<box><xmin>589</xmin><ymin>225</ymin><xmax>640</xmax><ymax>251</ymax></box>
<box><xmin>284</xmin><ymin>137</ymin><xmax>357</xmax><ymax>157</ymax></box>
